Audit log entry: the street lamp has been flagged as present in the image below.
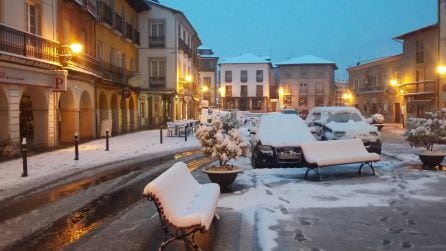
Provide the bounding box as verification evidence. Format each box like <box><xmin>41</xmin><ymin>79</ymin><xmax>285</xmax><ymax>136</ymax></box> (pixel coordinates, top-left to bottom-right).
<box><xmin>69</xmin><ymin>43</ymin><xmax>83</xmax><ymax>54</ymax></box>
<box><xmin>60</xmin><ymin>42</ymin><xmax>83</xmax><ymax>66</ymax></box>
<box><xmin>389</xmin><ymin>79</ymin><xmax>398</xmax><ymax>87</ymax></box>
<box><xmin>437</xmin><ymin>64</ymin><xmax>446</xmax><ymax>75</ymax></box>
<box><xmin>278</xmin><ymin>86</ymin><xmax>284</xmax><ymax>109</ymax></box>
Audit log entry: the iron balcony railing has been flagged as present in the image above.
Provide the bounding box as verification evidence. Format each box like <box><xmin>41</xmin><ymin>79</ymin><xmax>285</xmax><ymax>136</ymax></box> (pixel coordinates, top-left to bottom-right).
<box><xmin>178</xmin><ymin>38</ymin><xmax>192</xmax><ymax>57</ymax></box>
<box><xmin>0</xmin><ymin>23</ymin><xmax>59</xmax><ymax>62</ymax></box>
<box><xmin>149</xmin><ymin>76</ymin><xmax>166</xmax><ymax>89</ymax></box>
<box><xmin>125</xmin><ymin>22</ymin><xmax>133</xmax><ymax>41</ymax></box>
<box><xmin>149</xmin><ymin>36</ymin><xmax>165</xmax><ymax>48</ymax></box>
<box><xmin>355</xmin><ymin>84</ymin><xmax>386</xmax><ymax>94</ymax></box>
<box><xmin>98</xmin><ymin>1</ymin><xmax>112</xmax><ymax>26</ymax></box>
<box><xmin>114</xmin><ymin>13</ymin><xmax>123</xmax><ymax>33</ymax></box>
<box><xmin>400</xmin><ymin>80</ymin><xmax>437</xmax><ymax>95</ymax></box>
<box><xmin>99</xmin><ymin>61</ymin><xmax>126</xmax><ymax>83</ymax></box>
<box><xmin>70</xmin><ymin>52</ymin><xmax>100</xmax><ymax>73</ymax></box>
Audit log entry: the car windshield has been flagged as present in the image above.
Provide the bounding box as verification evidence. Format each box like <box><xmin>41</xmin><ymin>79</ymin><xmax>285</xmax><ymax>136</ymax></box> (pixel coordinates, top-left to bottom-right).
<box><xmin>283</xmin><ymin>109</ymin><xmax>298</xmax><ymax>115</ymax></box>
<box><xmin>326</xmin><ymin>112</ymin><xmax>363</xmax><ymax>123</ymax></box>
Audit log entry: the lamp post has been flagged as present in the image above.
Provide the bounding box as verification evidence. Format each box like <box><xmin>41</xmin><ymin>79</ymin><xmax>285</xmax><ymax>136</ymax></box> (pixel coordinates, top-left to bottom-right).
<box><xmin>437</xmin><ymin>64</ymin><xmax>446</xmax><ymax>110</ymax></box>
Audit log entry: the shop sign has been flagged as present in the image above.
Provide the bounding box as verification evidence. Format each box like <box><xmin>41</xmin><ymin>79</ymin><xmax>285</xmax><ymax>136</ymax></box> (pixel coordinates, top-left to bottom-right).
<box><xmin>122</xmin><ymin>87</ymin><xmax>131</xmax><ymax>98</ymax></box>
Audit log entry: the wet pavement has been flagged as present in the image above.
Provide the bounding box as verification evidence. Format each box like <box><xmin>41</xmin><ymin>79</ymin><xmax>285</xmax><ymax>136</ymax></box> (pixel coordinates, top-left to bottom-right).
<box><xmin>2</xmin><ymin>124</ymin><xmax>446</xmax><ymax>250</ymax></box>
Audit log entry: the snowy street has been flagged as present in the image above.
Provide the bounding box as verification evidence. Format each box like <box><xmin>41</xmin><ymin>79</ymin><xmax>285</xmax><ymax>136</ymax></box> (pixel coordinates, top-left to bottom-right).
<box><xmin>1</xmin><ymin>123</ymin><xmax>446</xmax><ymax>250</ymax></box>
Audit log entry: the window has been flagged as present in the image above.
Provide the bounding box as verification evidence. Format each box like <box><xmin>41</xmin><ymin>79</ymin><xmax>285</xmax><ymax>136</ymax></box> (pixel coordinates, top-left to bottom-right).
<box><xmin>149</xmin><ymin>20</ymin><xmax>165</xmax><ymax>48</ymax></box>
<box><xmin>201</xmin><ymin>60</ymin><xmax>214</xmax><ymax>70</ymax></box>
<box><xmin>149</xmin><ymin>58</ymin><xmax>166</xmax><ymax>88</ymax></box>
<box><xmin>300</xmin><ymin>69</ymin><xmax>307</xmax><ymax>77</ymax></box>
<box><xmin>416</xmin><ymin>41</ymin><xmax>424</xmax><ymax>64</ymax></box>
<box><xmin>256</xmin><ymin>85</ymin><xmax>263</xmax><ymax>97</ymax></box>
<box><xmin>225</xmin><ymin>71</ymin><xmax>232</xmax><ymax>83</ymax></box>
<box><xmin>241</xmin><ymin>85</ymin><xmax>248</xmax><ymax>96</ymax></box>
<box><xmin>225</xmin><ymin>85</ymin><xmax>232</xmax><ymax>96</ymax></box>
<box><xmin>256</xmin><ymin>70</ymin><xmax>263</xmax><ymax>82</ymax></box>
<box><xmin>315</xmin><ymin>96</ymin><xmax>324</xmax><ymax>106</ymax></box>
<box><xmin>299</xmin><ymin>83</ymin><xmax>308</xmax><ymax>93</ymax></box>
<box><xmin>354</xmin><ymin>79</ymin><xmax>359</xmax><ymax>90</ymax></box>
<box><xmin>416</xmin><ymin>69</ymin><xmax>425</xmax><ymax>82</ymax></box>
<box><xmin>315</xmin><ymin>82</ymin><xmax>323</xmax><ymax>94</ymax></box>
<box><xmin>130</xmin><ymin>57</ymin><xmax>135</xmax><ymax>71</ymax></box>
<box><xmin>284</xmin><ymin>96</ymin><xmax>292</xmax><ymax>105</ymax></box>
<box><xmin>241</xmin><ymin>70</ymin><xmax>248</xmax><ymax>83</ymax></box>
<box><xmin>110</xmin><ymin>48</ymin><xmax>115</xmax><ymax>65</ymax></box>
<box><xmin>203</xmin><ymin>77</ymin><xmax>211</xmax><ymax>86</ymax></box>
<box><xmin>26</xmin><ymin>1</ymin><xmax>40</xmax><ymax>34</ymax></box>
<box><xmin>97</xmin><ymin>41</ymin><xmax>103</xmax><ymax>61</ymax></box>
<box><xmin>299</xmin><ymin>96</ymin><xmax>307</xmax><ymax>106</ymax></box>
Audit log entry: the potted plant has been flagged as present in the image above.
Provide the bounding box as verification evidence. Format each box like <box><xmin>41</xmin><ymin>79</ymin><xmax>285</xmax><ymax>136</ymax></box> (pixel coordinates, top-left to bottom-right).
<box><xmin>195</xmin><ymin>114</ymin><xmax>249</xmax><ymax>189</ymax></box>
<box><xmin>367</xmin><ymin>113</ymin><xmax>385</xmax><ymax>131</ymax></box>
<box><xmin>404</xmin><ymin>111</ymin><xmax>446</xmax><ymax>168</ymax></box>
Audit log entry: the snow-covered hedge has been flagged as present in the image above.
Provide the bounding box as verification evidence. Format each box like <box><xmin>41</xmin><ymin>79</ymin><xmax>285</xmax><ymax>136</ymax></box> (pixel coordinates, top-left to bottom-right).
<box><xmin>195</xmin><ymin>117</ymin><xmax>249</xmax><ymax>168</ymax></box>
<box><xmin>366</xmin><ymin>113</ymin><xmax>385</xmax><ymax>124</ymax></box>
<box><xmin>404</xmin><ymin>111</ymin><xmax>446</xmax><ymax>151</ymax></box>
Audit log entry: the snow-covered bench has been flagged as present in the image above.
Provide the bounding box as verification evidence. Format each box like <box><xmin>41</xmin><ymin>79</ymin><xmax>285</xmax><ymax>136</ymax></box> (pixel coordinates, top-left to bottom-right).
<box><xmin>300</xmin><ymin>139</ymin><xmax>381</xmax><ymax>181</ymax></box>
<box><xmin>143</xmin><ymin>162</ymin><xmax>220</xmax><ymax>250</ymax></box>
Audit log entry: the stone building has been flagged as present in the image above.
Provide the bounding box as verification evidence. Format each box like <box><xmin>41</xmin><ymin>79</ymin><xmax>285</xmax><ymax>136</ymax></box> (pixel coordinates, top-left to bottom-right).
<box><xmin>393</xmin><ymin>24</ymin><xmax>439</xmax><ymax>117</ymax></box>
<box><xmin>439</xmin><ymin>0</ymin><xmax>446</xmax><ymax>108</ymax></box>
<box><xmin>276</xmin><ymin>55</ymin><xmax>337</xmax><ymax>117</ymax></box>
<box><xmin>219</xmin><ymin>53</ymin><xmax>271</xmax><ymax>112</ymax></box>
<box><xmin>347</xmin><ymin>54</ymin><xmax>404</xmax><ymax>123</ymax></box>
<box><xmin>198</xmin><ymin>47</ymin><xmax>218</xmax><ymax>107</ymax></box>
<box><xmin>333</xmin><ymin>81</ymin><xmax>349</xmax><ymax>107</ymax></box>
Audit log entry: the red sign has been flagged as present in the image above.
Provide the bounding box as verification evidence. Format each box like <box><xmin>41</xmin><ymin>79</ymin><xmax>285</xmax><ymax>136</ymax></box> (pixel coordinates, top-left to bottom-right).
<box><xmin>122</xmin><ymin>87</ymin><xmax>131</xmax><ymax>98</ymax></box>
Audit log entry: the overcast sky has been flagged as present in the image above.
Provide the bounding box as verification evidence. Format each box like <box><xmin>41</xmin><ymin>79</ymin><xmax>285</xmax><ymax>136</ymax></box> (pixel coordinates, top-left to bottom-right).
<box><xmin>160</xmin><ymin>0</ymin><xmax>437</xmax><ymax>80</ymax></box>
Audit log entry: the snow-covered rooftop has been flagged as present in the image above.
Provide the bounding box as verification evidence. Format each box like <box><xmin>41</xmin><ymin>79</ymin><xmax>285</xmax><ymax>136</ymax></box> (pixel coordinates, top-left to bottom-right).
<box><xmin>219</xmin><ymin>53</ymin><xmax>271</xmax><ymax>65</ymax></box>
<box><xmin>276</xmin><ymin>55</ymin><xmax>337</xmax><ymax>68</ymax></box>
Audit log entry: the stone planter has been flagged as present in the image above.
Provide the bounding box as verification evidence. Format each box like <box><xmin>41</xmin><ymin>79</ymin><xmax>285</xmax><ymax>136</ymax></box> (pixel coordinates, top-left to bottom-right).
<box><xmin>203</xmin><ymin>167</ymin><xmax>242</xmax><ymax>189</ymax></box>
<box><xmin>418</xmin><ymin>151</ymin><xmax>446</xmax><ymax>169</ymax></box>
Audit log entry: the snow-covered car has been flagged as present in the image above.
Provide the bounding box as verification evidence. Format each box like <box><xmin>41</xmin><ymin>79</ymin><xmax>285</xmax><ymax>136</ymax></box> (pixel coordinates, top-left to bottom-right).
<box><xmin>281</xmin><ymin>108</ymin><xmax>299</xmax><ymax>116</ymax></box>
<box><xmin>251</xmin><ymin>113</ymin><xmax>316</xmax><ymax>168</ymax></box>
<box><xmin>306</xmin><ymin>106</ymin><xmax>382</xmax><ymax>154</ymax></box>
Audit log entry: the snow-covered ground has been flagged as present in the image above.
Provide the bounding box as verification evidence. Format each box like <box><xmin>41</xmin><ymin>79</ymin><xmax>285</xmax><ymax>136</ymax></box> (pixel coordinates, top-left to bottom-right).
<box><xmin>0</xmin><ymin>130</ymin><xmax>199</xmax><ymax>201</ymax></box>
<box><xmin>2</xmin><ymin>122</ymin><xmax>446</xmax><ymax>250</ymax></box>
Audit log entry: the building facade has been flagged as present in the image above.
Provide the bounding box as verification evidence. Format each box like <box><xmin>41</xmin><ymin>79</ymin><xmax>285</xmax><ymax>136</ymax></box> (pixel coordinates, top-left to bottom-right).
<box><xmin>0</xmin><ymin>0</ymin><xmax>62</xmax><ymax>155</ymax></box>
<box><xmin>347</xmin><ymin>55</ymin><xmax>404</xmax><ymax>123</ymax></box>
<box><xmin>276</xmin><ymin>55</ymin><xmax>337</xmax><ymax>117</ymax></box>
<box><xmin>333</xmin><ymin>81</ymin><xmax>349</xmax><ymax>106</ymax></box>
<box><xmin>198</xmin><ymin>47</ymin><xmax>218</xmax><ymax>108</ymax></box>
<box><xmin>219</xmin><ymin>54</ymin><xmax>271</xmax><ymax>112</ymax></box>
<box><xmin>138</xmin><ymin>1</ymin><xmax>201</xmax><ymax>124</ymax></box>
<box><xmin>439</xmin><ymin>0</ymin><xmax>446</xmax><ymax>108</ymax></box>
<box><xmin>94</xmin><ymin>0</ymin><xmax>149</xmax><ymax>136</ymax></box>
<box><xmin>394</xmin><ymin>24</ymin><xmax>439</xmax><ymax>118</ymax></box>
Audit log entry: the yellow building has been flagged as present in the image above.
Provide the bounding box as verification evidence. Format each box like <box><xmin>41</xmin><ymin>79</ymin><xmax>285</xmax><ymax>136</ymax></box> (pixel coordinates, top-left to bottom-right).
<box><xmin>95</xmin><ymin>0</ymin><xmax>149</xmax><ymax>135</ymax></box>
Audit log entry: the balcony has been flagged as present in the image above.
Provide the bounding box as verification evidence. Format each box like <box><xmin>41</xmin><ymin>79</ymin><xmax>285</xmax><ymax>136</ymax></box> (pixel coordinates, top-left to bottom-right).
<box><xmin>0</xmin><ymin>23</ymin><xmax>59</xmax><ymax>63</ymax></box>
<box><xmin>178</xmin><ymin>38</ymin><xmax>192</xmax><ymax>57</ymax></box>
<box><xmin>98</xmin><ymin>1</ymin><xmax>112</xmax><ymax>26</ymax></box>
<box><xmin>99</xmin><ymin>61</ymin><xmax>125</xmax><ymax>83</ymax></box>
<box><xmin>70</xmin><ymin>52</ymin><xmax>100</xmax><ymax>74</ymax></box>
<box><xmin>125</xmin><ymin>23</ymin><xmax>133</xmax><ymax>41</ymax></box>
<box><xmin>114</xmin><ymin>13</ymin><xmax>123</xmax><ymax>33</ymax></box>
<box><xmin>149</xmin><ymin>36</ymin><xmax>165</xmax><ymax>48</ymax></box>
<box><xmin>149</xmin><ymin>76</ymin><xmax>166</xmax><ymax>89</ymax></box>
<box><xmin>256</xmin><ymin>91</ymin><xmax>264</xmax><ymax>97</ymax></box>
<box><xmin>400</xmin><ymin>80</ymin><xmax>437</xmax><ymax>96</ymax></box>
<box><xmin>133</xmin><ymin>29</ymin><xmax>140</xmax><ymax>45</ymax></box>
<box><xmin>355</xmin><ymin>84</ymin><xmax>386</xmax><ymax>94</ymax></box>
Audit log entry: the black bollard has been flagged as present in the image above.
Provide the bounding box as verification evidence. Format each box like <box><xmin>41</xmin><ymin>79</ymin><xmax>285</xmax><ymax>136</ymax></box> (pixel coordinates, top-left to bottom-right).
<box><xmin>160</xmin><ymin>126</ymin><xmax>163</xmax><ymax>144</ymax></box>
<box><xmin>185</xmin><ymin>124</ymin><xmax>188</xmax><ymax>142</ymax></box>
<box><xmin>21</xmin><ymin>138</ymin><xmax>28</xmax><ymax>177</ymax></box>
<box><xmin>74</xmin><ymin>133</ymin><xmax>79</xmax><ymax>160</ymax></box>
<box><xmin>105</xmin><ymin>129</ymin><xmax>109</xmax><ymax>151</ymax></box>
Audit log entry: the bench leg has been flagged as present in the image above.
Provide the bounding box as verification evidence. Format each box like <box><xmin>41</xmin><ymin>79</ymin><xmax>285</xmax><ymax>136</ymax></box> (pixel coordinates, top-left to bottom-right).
<box><xmin>358</xmin><ymin>162</ymin><xmax>375</xmax><ymax>177</ymax></box>
<box><xmin>304</xmin><ymin>166</ymin><xmax>322</xmax><ymax>181</ymax></box>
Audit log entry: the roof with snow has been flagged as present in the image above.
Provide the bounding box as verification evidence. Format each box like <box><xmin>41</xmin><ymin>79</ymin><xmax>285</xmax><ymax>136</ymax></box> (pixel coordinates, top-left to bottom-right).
<box><xmin>219</xmin><ymin>53</ymin><xmax>271</xmax><ymax>65</ymax></box>
<box><xmin>276</xmin><ymin>55</ymin><xmax>338</xmax><ymax>69</ymax></box>
<box><xmin>393</xmin><ymin>24</ymin><xmax>437</xmax><ymax>40</ymax></box>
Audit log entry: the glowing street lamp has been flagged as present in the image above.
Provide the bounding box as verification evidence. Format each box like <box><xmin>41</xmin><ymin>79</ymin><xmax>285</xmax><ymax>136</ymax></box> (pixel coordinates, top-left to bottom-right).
<box><xmin>201</xmin><ymin>85</ymin><xmax>209</xmax><ymax>93</ymax></box>
<box><xmin>437</xmin><ymin>65</ymin><xmax>446</xmax><ymax>75</ymax></box>
<box><xmin>185</xmin><ymin>74</ymin><xmax>193</xmax><ymax>83</ymax></box>
<box><xmin>390</xmin><ymin>79</ymin><xmax>398</xmax><ymax>87</ymax></box>
<box><xmin>278</xmin><ymin>87</ymin><xmax>284</xmax><ymax>96</ymax></box>
<box><xmin>69</xmin><ymin>43</ymin><xmax>83</xmax><ymax>54</ymax></box>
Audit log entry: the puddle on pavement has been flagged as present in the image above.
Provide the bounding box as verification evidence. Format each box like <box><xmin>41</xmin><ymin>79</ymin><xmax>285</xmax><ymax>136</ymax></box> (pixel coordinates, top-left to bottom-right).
<box><xmin>5</xmin><ymin>155</ymin><xmax>210</xmax><ymax>251</ymax></box>
<box><xmin>0</xmin><ymin>150</ymin><xmax>199</xmax><ymax>222</ymax></box>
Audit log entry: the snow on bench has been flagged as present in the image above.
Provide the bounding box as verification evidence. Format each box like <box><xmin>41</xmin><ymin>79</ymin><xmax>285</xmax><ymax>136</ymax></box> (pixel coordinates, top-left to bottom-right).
<box><xmin>143</xmin><ymin>162</ymin><xmax>220</xmax><ymax>250</ymax></box>
<box><xmin>300</xmin><ymin>139</ymin><xmax>381</xmax><ymax>181</ymax></box>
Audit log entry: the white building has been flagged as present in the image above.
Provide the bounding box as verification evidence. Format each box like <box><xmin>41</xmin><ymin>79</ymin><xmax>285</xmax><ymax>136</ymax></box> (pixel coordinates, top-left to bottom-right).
<box><xmin>219</xmin><ymin>54</ymin><xmax>271</xmax><ymax>112</ymax></box>
<box><xmin>138</xmin><ymin>1</ymin><xmax>201</xmax><ymax>123</ymax></box>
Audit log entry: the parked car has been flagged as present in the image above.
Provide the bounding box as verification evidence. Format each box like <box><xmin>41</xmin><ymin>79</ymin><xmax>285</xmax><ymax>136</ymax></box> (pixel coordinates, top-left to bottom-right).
<box><xmin>281</xmin><ymin>108</ymin><xmax>299</xmax><ymax>116</ymax></box>
<box><xmin>306</xmin><ymin>106</ymin><xmax>382</xmax><ymax>154</ymax></box>
<box><xmin>251</xmin><ymin>113</ymin><xmax>316</xmax><ymax>168</ymax></box>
